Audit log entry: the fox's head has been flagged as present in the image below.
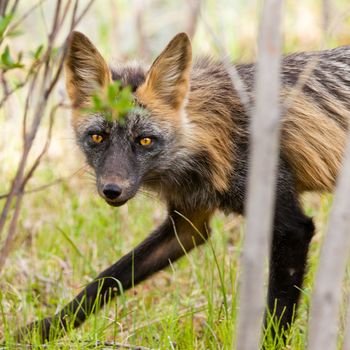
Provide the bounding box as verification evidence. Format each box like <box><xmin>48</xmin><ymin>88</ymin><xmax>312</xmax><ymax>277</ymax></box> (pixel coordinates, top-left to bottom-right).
<box><xmin>65</xmin><ymin>32</ymin><xmax>193</xmax><ymax>207</ymax></box>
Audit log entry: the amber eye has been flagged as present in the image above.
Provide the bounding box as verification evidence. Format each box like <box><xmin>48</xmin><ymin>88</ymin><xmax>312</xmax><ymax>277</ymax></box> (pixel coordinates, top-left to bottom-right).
<box><xmin>139</xmin><ymin>137</ymin><xmax>152</xmax><ymax>146</ymax></box>
<box><xmin>91</xmin><ymin>134</ymin><xmax>103</xmax><ymax>143</ymax></box>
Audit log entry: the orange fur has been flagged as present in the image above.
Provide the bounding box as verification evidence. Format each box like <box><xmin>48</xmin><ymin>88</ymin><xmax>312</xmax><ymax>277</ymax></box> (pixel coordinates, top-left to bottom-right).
<box><xmin>65</xmin><ymin>32</ymin><xmax>111</xmax><ymax>115</ymax></box>
<box><xmin>281</xmin><ymin>91</ymin><xmax>347</xmax><ymax>191</ymax></box>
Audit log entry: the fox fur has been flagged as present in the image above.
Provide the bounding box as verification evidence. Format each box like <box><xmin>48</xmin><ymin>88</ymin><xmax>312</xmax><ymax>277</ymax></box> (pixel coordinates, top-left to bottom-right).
<box><xmin>18</xmin><ymin>31</ymin><xmax>350</xmax><ymax>342</ymax></box>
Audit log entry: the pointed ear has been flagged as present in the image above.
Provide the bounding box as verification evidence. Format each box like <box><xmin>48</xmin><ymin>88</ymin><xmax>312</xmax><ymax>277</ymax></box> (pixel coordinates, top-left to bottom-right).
<box><xmin>138</xmin><ymin>33</ymin><xmax>192</xmax><ymax>110</ymax></box>
<box><xmin>65</xmin><ymin>31</ymin><xmax>111</xmax><ymax>108</ymax></box>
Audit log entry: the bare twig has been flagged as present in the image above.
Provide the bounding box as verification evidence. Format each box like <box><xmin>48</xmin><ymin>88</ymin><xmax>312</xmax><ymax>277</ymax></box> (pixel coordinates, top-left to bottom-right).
<box><xmin>196</xmin><ymin>6</ymin><xmax>251</xmax><ymax>113</ymax></box>
<box><xmin>57</xmin><ymin>0</ymin><xmax>73</xmax><ymax>29</ymax></box>
<box><xmin>0</xmin><ymin>164</ymin><xmax>89</xmax><ymax>200</ymax></box>
<box><xmin>1</xmin><ymin>0</ymin><xmax>46</xmax><ymax>45</ymax></box>
<box><xmin>71</xmin><ymin>0</ymin><xmax>95</xmax><ymax>28</ymax></box>
<box><xmin>9</xmin><ymin>0</ymin><xmax>20</xmax><ymax>14</ymax></box>
<box><xmin>0</xmin><ymin>184</ymin><xmax>25</xmax><ymax>271</ymax></box>
<box><xmin>21</xmin><ymin>103</ymin><xmax>61</xmax><ymax>192</ymax></box>
<box><xmin>0</xmin><ymin>0</ymin><xmax>10</xmax><ymax>17</ymax></box>
<box><xmin>236</xmin><ymin>1</ymin><xmax>284</xmax><ymax>349</ymax></box>
<box><xmin>0</xmin><ymin>59</ymin><xmax>41</xmax><ymax>109</ymax></box>
<box><xmin>0</xmin><ymin>178</ymin><xmax>63</xmax><ymax>200</ymax></box>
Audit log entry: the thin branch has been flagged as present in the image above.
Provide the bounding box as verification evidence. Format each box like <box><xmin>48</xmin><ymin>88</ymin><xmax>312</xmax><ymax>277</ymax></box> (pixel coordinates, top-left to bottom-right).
<box><xmin>0</xmin><ymin>164</ymin><xmax>89</xmax><ymax>200</ymax></box>
<box><xmin>0</xmin><ymin>182</ymin><xmax>25</xmax><ymax>271</ymax></box>
<box><xmin>197</xmin><ymin>11</ymin><xmax>251</xmax><ymax>113</ymax></box>
<box><xmin>71</xmin><ymin>0</ymin><xmax>95</xmax><ymax>28</ymax></box>
<box><xmin>0</xmin><ymin>0</ymin><xmax>10</xmax><ymax>17</ymax></box>
<box><xmin>68</xmin><ymin>0</ymin><xmax>78</xmax><ymax>31</ymax></box>
<box><xmin>0</xmin><ymin>178</ymin><xmax>62</xmax><ymax>200</ymax></box>
<box><xmin>21</xmin><ymin>102</ymin><xmax>60</xmax><ymax>190</ymax></box>
<box><xmin>4</xmin><ymin>0</ymin><xmax>46</xmax><ymax>42</ymax></box>
<box><xmin>48</xmin><ymin>0</ymin><xmax>62</xmax><ymax>43</ymax></box>
<box><xmin>0</xmin><ymin>59</ymin><xmax>41</xmax><ymax>109</ymax></box>
<box><xmin>9</xmin><ymin>0</ymin><xmax>20</xmax><ymax>14</ymax></box>
<box><xmin>57</xmin><ymin>0</ymin><xmax>73</xmax><ymax>29</ymax></box>
<box><xmin>23</xmin><ymin>71</ymin><xmax>43</xmax><ymax>145</ymax></box>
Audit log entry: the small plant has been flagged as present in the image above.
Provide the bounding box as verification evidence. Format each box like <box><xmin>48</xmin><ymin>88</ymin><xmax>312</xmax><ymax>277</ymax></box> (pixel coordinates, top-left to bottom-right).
<box><xmin>87</xmin><ymin>80</ymin><xmax>135</xmax><ymax>124</ymax></box>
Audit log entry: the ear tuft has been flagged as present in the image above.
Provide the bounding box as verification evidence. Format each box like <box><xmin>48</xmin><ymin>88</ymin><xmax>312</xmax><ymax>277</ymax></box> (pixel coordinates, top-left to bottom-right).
<box><xmin>138</xmin><ymin>32</ymin><xmax>192</xmax><ymax>110</ymax></box>
<box><xmin>65</xmin><ymin>31</ymin><xmax>111</xmax><ymax>108</ymax></box>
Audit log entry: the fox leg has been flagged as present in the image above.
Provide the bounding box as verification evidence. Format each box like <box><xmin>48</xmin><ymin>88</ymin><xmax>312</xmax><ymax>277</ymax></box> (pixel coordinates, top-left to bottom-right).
<box><xmin>266</xmin><ymin>184</ymin><xmax>314</xmax><ymax>334</ymax></box>
<box><xmin>18</xmin><ymin>209</ymin><xmax>212</xmax><ymax>342</ymax></box>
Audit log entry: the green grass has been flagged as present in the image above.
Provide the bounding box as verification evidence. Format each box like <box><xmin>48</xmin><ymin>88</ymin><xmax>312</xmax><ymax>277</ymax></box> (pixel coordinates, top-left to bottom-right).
<box><xmin>0</xmin><ymin>155</ymin><xmax>334</xmax><ymax>349</ymax></box>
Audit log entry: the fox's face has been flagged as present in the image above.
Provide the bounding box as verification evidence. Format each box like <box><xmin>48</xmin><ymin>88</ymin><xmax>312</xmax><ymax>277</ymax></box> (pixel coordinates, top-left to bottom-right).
<box><xmin>65</xmin><ymin>32</ymin><xmax>192</xmax><ymax>206</ymax></box>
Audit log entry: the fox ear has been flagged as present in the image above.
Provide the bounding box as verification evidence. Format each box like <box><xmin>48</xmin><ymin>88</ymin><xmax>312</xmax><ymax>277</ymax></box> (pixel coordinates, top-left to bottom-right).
<box><xmin>139</xmin><ymin>33</ymin><xmax>192</xmax><ymax>110</ymax></box>
<box><xmin>65</xmin><ymin>31</ymin><xmax>111</xmax><ymax>108</ymax></box>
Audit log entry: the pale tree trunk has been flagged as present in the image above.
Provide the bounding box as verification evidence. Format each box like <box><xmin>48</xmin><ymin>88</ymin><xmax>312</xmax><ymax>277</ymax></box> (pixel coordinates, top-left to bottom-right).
<box><xmin>308</xmin><ymin>124</ymin><xmax>350</xmax><ymax>350</ymax></box>
<box><xmin>236</xmin><ymin>0</ymin><xmax>284</xmax><ymax>349</ymax></box>
<box><xmin>322</xmin><ymin>0</ymin><xmax>332</xmax><ymax>34</ymax></box>
<box><xmin>343</xmin><ymin>292</ymin><xmax>350</xmax><ymax>350</ymax></box>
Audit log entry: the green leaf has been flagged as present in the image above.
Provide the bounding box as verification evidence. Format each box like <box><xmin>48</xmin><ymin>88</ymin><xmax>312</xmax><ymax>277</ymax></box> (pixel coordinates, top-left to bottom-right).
<box><xmin>92</xmin><ymin>95</ymin><xmax>103</xmax><ymax>110</ymax></box>
<box><xmin>0</xmin><ymin>14</ymin><xmax>13</xmax><ymax>40</ymax></box>
<box><xmin>0</xmin><ymin>45</ymin><xmax>24</xmax><ymax>70</ymax></box>
<box><xmin>7</xmin><ymin>29</ymin><xmax>23</xmax><ymax>38</ymax></box>
<box><xmin>107</xmin><ymin>83</ymin><xmax>116</xmax><ymax>105</ymax></box>
<box><xmin>88</xmin><ymin>80</ymin><xmax>134</xmax><ymax>123</ymax></box>
<box><xmin>31</xmin><ymin>44</ymin><xmax>44</xmax><ymax>60</ymax></box>
<box><xmin>1</xmin><ymin>46</ymin><xmax>13</xmax><ymax>66</ymax></box>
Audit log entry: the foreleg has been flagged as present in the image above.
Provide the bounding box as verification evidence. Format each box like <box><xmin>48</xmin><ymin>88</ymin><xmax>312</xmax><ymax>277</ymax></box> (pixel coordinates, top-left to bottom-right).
<box><xmin>17</xmin><ymin>209</ymin><xmax>212</xmax><ymax>342</ymax></box>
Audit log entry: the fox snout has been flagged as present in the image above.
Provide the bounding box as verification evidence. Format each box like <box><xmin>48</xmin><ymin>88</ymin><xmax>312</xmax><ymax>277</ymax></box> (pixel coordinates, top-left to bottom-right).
<box><xmin>98</xmin><ymin>178</ymin><xmax>136</xmax><ymax>207</ymax></box>
<box><xmin>102</xmin><ymin>183</ymin><xmax>122</xmax><ymax>200</ymax></box>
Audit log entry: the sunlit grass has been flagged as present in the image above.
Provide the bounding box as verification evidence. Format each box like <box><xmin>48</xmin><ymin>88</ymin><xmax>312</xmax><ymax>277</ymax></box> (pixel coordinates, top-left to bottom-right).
<box><xmin>0</xmin><ymin>163</ymin><xmax>331</xmax><ymax>349</ymax></box>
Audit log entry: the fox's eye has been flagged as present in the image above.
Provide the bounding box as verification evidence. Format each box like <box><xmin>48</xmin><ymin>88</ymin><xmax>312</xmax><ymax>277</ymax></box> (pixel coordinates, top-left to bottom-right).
<box><xmin>139</xmin><ymin>137</ymin><xmax>152</xmax><ymax>146</ymax></box>
<box><xmin>91</xmin><ymin>134</ymin><xmax>103</xmax><ymax>143</ymax></box>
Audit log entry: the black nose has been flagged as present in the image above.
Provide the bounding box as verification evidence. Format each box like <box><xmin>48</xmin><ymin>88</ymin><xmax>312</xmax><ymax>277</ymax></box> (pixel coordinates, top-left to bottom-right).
<box><xmin>102</xmin><ymin>183</ymin><xmax>122</xmax><ymax>200</ymax></box>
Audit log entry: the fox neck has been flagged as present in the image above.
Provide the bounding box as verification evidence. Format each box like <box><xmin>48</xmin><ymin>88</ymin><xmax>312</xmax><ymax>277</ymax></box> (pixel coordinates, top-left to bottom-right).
<box><xmin>182</xmin><ymin>60</ymin><xmax>246</xmax><ymax>194</ymax></box>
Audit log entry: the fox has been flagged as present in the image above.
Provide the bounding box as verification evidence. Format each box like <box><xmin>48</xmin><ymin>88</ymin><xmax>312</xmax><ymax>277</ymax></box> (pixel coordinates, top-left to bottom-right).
<box><xmin>18</xmin><ymin>31</ymin><xmax>350</xmax><ymax>342</ymax></box>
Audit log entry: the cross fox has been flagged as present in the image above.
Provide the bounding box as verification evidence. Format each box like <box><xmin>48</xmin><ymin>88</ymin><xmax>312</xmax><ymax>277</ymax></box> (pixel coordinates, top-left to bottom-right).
<box><xmin>20</xmin><ymin>31</ymin><xmax>349</xmax><ymax>341</ymax></box>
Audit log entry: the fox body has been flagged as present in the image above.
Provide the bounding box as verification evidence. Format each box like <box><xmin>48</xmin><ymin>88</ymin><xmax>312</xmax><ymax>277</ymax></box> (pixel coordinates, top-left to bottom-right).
<box><xmin>20</xmin><ymin>32</ymin><xmax>350</xmax><ymax>340</ymax></box>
